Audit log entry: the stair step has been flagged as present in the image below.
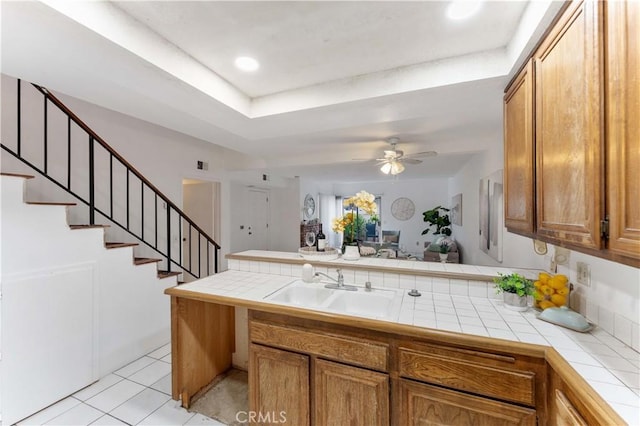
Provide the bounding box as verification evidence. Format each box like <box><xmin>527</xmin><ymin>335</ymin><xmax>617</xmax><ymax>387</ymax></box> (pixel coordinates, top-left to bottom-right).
<box><xmin>105</xmin><ymin>242</ymin><xmax>139</xmax><ymax>249</ymax></box>
<box><xmin>134</xmin><ymin>257</ymin><xmax>162</xmax><ymax>265</ymax></box>
<box><xmin>70</xmin><ymin>224</ymin><xmax>110</xmax><ymax>230</ymax></box>
<box><xmin>27</xmin><ymin>201</ymin><xmax>76</xmax><ymax>206</ymax></box>
<box><xmin>1</xmin><ymin>172</ymin><xmax>35</xmax><ymax>179</ymax></box>
<box><xmin>157</xmin><ymin>271</ymin><xmax>181</xmax><ymax>279</ymax></box>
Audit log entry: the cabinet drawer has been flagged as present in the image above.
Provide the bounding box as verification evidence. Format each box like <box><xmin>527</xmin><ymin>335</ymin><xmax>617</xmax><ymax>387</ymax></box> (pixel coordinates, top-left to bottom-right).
<box><xmin>250</xmin><ymin>321</ymin><xmax>388</xmax><ymax>371</ymax></box>
<box><xmin>399</xmin><ymin>347</ymin><xmax>535</xmax><ymax>406</ymax></box>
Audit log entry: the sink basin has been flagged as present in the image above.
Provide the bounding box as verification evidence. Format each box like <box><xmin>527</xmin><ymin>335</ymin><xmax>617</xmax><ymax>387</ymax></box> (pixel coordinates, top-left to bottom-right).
<box><xmin>326</xmin><ymin>290</ymin><xmax>400</xmax><ymax>320</ymax></box>
<box><xmin>265</xmin><ymin>279</ymin><xmax>402</xmax><ymax>320</ymax></box>
<box><xmin>266</xmin><ymin>279</ymin><xmax>335</xmax><ymax>307</ymax></box>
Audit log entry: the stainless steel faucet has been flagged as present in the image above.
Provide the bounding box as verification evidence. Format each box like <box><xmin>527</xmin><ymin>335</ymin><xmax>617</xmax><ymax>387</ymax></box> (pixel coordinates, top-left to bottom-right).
<box><xmin>315</xmin><ymin>268</ymin><xmax>357</xmax><ymax>291</ymax></box>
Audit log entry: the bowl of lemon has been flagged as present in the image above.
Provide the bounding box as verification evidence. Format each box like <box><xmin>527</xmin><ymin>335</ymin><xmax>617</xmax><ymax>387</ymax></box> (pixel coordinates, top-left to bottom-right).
<box><xmin>533</xmin><ymin>272</ymin><xmax>571</xmax><ymax>310</ymax></box>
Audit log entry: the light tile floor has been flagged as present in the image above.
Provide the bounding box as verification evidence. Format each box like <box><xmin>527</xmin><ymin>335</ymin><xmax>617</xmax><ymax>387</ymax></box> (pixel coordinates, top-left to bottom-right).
<box><xmin>17</xmin><ymin>344</ymin><xmax>226</xmax><ymax>426</ymax></box>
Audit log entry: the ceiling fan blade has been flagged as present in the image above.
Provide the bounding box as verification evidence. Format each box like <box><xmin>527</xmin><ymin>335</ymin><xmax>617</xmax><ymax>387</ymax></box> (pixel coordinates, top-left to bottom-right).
<box><xmin>404</xmin><ymin>150</ymin><xmax>437</xmax><ymax>158</ymax></box>
<box><xmin>402</xmin><ymin>158</ymin><xmax>423</xmax><ymax>165</ymax></box>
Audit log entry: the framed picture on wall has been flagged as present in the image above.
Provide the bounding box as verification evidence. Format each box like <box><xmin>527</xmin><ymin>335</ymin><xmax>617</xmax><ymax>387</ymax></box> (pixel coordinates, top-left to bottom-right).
<box><xmin>479</xmin><ymin>170</ymin><xmax>503</xmax><ymax>262</ymax></box>
<box><xmin>451</xmin><ymin>193</ymin><xmax>462</xmax><ymax>226</ymax></box>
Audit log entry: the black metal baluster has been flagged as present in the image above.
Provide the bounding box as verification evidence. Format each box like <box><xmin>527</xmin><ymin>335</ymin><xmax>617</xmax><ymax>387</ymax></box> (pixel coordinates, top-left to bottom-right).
<box><xmin>109</xmin><ymin>154</ymin><xmax>113</xmax><ymax>219</ymax></box>
<box><xmin>154</xmin><ymin>194</ymin><xmax>158</xmax><ymax>249</ymax></box>
<box><xmin>126</xmin><ymin>169</ymin><xmax>130</xmax><ymax>230</ymax></box>
<box><xmin>198</xmin><ymin>233</ymin><xmax>201</xmax><ymax>278</ymax></box>
<box><xmin>89</xmin><ymin>136</ymin><xmax>95</xmax><ymax>225</ymax></box>
<box><xmin>178</xmin><ymin>215</ymin><xmax>182</xmax><ymax>270</ymax></box>
<box><xmin>17</xmin><ymin>79</ymin><xmax>21</xmax><ymax>156</ymax></box>
<box><xmin>43</xmin><ymin>96</ymin><xmax>48</xmax><ymax>174</ymax></box>
<box><xmin>214</xmin><ymin>247</ymin><xmax>218</xmax><ymax>274</ymax></box>
<box><xmin>207</xmin><ymin>243</ymin><xmax>210</xmax><ymax>276</ymax></box>
<box><xmin>67</xmin><ymin>116</ymin><xmax>71</xmax><ymax>190</ymax></box>
<box><xmin>141</xmin><ymin>181</ymin><xmax>144</xmax><ymax>240</ymax></box>
<box><xmin>189</xmin><ymin>223</ymin><xmax>192</xmax><ymax>274</ymax></box>
<box><xmin>166</xmin><ymin>205</ymin><xmax>171</xmax><ymax>272</ymax></box>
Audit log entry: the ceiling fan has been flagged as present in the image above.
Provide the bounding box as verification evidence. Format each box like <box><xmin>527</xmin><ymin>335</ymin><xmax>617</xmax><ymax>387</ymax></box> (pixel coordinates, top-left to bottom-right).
<box><xmin>375</xmin><ymin>137</ymin><xmax>437</xmax><ymax>175</ymax></box>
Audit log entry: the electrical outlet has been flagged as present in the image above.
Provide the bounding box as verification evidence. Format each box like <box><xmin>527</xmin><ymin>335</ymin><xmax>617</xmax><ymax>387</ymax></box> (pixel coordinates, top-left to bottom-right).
<box><xmin>576</xmin><ymin>261</ymin><xmax>591</xmax><ymax>286</ymax></box>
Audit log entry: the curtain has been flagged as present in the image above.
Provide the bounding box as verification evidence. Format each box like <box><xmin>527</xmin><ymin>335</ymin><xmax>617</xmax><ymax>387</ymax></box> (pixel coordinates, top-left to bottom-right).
<box><xmin>319</xmin><ymin>194</ymin><xmax>342</xmax><ymax>248</ymax></box>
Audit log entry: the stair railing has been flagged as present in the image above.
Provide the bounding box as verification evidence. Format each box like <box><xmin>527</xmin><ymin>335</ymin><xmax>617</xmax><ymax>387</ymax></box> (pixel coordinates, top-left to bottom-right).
<box><xmin>1</xmin><ymin>79</ymin><xmax>219</xmax><ymax>278</ymax></box>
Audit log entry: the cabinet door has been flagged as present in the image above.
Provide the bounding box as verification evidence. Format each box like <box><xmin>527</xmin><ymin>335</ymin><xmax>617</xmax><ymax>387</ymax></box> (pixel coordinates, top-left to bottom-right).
<box><xmin>398</xmin><ymin>379</ymin><xmax>536</xmax><ymax>426</ymax></box>
<box><xmin>249</xmin><ymin>344</ymin><xmax>309</xmax><ymax>426</ymax></box>
<box><xmin>606</xmin><ymin>0</ymin><xmax>640</xmax><ymax>262</ymax></box>
<box><xmin>314</xmin><ymin>358</ymin><xmax>389</xmax><ymax>426</ymax></box>
<box><xmin>504</xmin><ymin>59</ymin><xmax>535</xmax><ymax>235</ymax></box>
<box><xmin>534</xmin><ymin>0</ymin><xmax>604</xmax><ymax>250</ymax></box>
<box><xmin>554</xmin><ymin>389</ymin><xmax>588</xmax><ymax>426</ymax></box>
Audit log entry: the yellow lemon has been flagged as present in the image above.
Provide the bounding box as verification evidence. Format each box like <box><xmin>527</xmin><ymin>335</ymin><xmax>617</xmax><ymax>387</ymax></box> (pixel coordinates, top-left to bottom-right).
<box><xmin>533</xmin><ymin>292</ymin><xmax>544</xmax><ymax>301</ymax></box>
<box><xmin>557</xmin><ymin>286</ymin><xmax>570</xmax><ymax>296</ymax></box>
<box><xmin>534</xmin><ymin>280</ymin><xmax>543</xmax><ymax>289</ymax></box>
<box><xmin>539</xmin><ymin>300</ymin><xmax>556</xmax><ymax>310</ymax></box>
<box><xmin>548</xmin><ymin>277</ymin><xmax>566</xmax><ymax>290</ymax></box>
<box><xmin>551</xmin><ymin>294</ymin><xmax>567</xmax><ymax>306</ymax></box>
<box><xmin>538</xmin><ymin>272</ymin><xmax>551</xmax><ymax>284</ymax></box>
<box><xmin>554</xmin><ymin>274</ymin><xmax>568</xmax><ymax>284</ymax></box>
<box><xmin>541</xmin><ymin>285</ymin><xmax>555</xmax><ymax>296</ymax></box>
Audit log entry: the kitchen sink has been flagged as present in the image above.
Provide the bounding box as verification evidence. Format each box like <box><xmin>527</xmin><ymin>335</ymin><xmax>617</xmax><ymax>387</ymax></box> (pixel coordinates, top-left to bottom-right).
<box><xmin>265</xmin><ymin>279</ymin><xmax>402</xmax><ymax>320</ymax></box>
<box><xmin>266</xmin><ymin>279</ymin><xmax>335</xmax><ymax>307</ymax></box>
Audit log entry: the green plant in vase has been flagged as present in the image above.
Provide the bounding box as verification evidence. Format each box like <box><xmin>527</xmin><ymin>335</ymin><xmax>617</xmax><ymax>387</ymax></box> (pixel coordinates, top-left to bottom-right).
<box><xmin>421</xmin><ymin>206</ymin><xmax>452</xmax><ymax>236</ymax></box>
<box><xmin>493</xmin><ymin>272</ymin><xmax>536</xmax><ymax>312</ymax></box>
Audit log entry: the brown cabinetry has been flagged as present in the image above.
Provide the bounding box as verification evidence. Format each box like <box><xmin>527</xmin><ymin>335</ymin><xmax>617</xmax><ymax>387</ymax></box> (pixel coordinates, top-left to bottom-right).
<box><xmin>249</xmin><ymin>344</ymin><xmax>309</xmax><ymax>426</ymax></box>
<box><xmin>504</xmin><ymin>59</ymin><xmax>535</xmax><ymax>235</ymax></box>
<box><xmin>398</xmin><ymin>379</ymin><xmax>536</xmax><ymax>426</ymax></box>
<box><xmin>504</xmin><ymin>0</ymin><xmax>639</xmax><ymax>266</ymax></box>
<box><xmin>315</xmin><ymin>359</ymin><xmax>389</xmax><ymax>426</ymax></box>
<box><xmin>533</xmin><ymin>0</ymin><xmax>604</xmax><ymax>250</ymax></box>
<box><xmin>606</xmin><ymin>0</ymin><xmax>640</xmax><ymax>260</ymax></box>
<box><xmin>249</xmin><ymin>311</ymin><xmax>547</xmax><ymax>425</ymax></box>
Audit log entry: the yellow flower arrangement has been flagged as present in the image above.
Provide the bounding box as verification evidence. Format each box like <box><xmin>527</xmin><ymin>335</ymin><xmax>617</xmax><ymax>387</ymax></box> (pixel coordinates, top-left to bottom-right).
<box><xmin>332</xmin><ymin>191</ymin><xmax>377</xmax><ymax>244</ymax></box>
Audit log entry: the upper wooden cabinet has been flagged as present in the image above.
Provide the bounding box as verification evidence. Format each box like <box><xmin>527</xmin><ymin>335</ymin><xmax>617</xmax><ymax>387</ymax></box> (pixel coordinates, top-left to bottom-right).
<box><xmin>504</xmin><ymin>0</ymin><xmax>639</xmax><ymax>265</ymax></box>
<box><xmin>504</xmin><ymin>60</ymin><xmax>535</xmax><ymax>235</ymax></box>
<box><xmin>606</xmin><ymin>0</ymin><xmax>640</xmax><ymax>261</ymax></box>
<box><xmin>534</xmin><ymin>0</ymin><xmax>604</xmax><ymax>250</ymax></box>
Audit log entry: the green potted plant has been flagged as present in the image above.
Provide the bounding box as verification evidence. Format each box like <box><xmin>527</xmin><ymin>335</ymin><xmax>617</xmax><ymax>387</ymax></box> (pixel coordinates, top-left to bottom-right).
<box><xmin>493</xmin><ymin>273</ymin><xmax>536</xmax><ymax>311</ymax></box>
<box><xmin>438</xmin><ymin>241</ymin><xmax>450</xmax><ymax>262</ymax></box>
<box><xmin>421</xmin><ymin>206</ymin><xmax>452</xmax><ymax>236</ymax></box>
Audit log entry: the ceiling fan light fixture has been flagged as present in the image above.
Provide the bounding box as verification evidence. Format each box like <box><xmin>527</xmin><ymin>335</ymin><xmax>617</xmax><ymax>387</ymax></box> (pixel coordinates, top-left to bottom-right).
<box><xmin>391</xmin><ymin>161</ymin><xmax>405</xmax><ymax>175</ymax></box>
<box><xmin>380</xmin><ymin>162</ymin><xmax>392</xmax><ymax>175</ymax></box>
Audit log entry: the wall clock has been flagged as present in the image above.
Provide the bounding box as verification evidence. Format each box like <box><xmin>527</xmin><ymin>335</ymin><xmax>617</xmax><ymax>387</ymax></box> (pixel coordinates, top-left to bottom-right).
<box><xmin>391</xmin><ymin>197</ymin><xmax>415</xmax><ymax>221</ymax></box>
<box><xmin>303</xmin><ymin>194</ymin><xmax>316</xmax><ymax>219</ymax></box>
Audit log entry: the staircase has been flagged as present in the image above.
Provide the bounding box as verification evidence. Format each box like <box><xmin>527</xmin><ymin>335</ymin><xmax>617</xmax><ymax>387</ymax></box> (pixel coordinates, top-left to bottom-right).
<box><xmin>0</xmin><ymin>77</ymin><xmax>220</xmax><ymax>424</ymax></box>
<box><xmin>0</xmin><ymin>173</ymin><xmax>183</xmax><ymax>425</ymax></box>
<box><xmin>1</xmin><ymin>77</ymin><xmax>220</xmax><ymax>280</ymax></box>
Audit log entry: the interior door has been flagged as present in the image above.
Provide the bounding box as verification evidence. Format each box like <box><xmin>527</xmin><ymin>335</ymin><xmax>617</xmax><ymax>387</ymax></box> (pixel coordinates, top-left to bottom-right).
<box><xmin>247</xmin><ymin>189</ymin><xmax>269</xmax><ymax>250</ymax></box>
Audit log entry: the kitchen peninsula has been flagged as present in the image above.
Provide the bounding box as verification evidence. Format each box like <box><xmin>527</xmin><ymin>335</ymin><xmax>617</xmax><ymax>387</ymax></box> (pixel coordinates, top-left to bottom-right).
<box><xmin>165</xmin><ymin>250</ymin><xmax>638</xmax><ymax>425</ymax></box>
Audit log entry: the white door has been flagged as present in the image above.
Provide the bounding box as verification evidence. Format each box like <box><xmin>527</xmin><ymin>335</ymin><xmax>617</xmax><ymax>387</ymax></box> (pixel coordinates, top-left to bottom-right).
<box><xmin>247</xmin><ymin>189</ymin><xmax>269</xmax><ymax>250</ymax></box>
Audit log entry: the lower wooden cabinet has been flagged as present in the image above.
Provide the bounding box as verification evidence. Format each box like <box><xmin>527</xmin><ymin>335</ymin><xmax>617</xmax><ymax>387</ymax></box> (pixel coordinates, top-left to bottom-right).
<box><xmin>249</xmin><ymin>344</ymin><xmax>310</xmax><ymax>426</ymax></box>
<box><xmin>315</xmin><ymin>359</ymin><xmax>389</xmax><ymax>426</ymax></box>
<box><xmin>398</xmin><ymin>379</ymin><xmax>537</xmax><ymax>426</ymax></box>
<box><xmin>554</xmin><ymin>389</ymin><xmax>588</xmax><ymax>426</ymax></box>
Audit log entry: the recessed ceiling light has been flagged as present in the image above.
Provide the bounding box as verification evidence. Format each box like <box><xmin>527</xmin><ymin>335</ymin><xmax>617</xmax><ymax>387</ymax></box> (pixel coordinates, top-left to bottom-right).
<box><xmin>446</xmin><ymin>0</ymin><xmax>483</xmax><ymax>20</ymax></box>
<box><xmin>234</xmin><ymin>56</ymin><xmax>259</xmax><ymax>72</ymax></box>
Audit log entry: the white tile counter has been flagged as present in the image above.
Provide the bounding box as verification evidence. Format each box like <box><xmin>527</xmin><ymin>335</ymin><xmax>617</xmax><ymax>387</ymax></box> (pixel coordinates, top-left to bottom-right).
<box><xmin>171</xmin><ymin>252</ymin><xmax>640</xmax><ymax>425</ymax></box>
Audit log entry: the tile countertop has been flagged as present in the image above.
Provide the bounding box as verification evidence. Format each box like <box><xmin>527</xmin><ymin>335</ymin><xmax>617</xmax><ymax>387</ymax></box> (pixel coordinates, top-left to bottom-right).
<box><xmin>172</xmin><ymin>269</ymin><xmax>640</xmax><ymax>425</ymax></box>
<box><xmin>226</xmin><ymin>249</ymin><xmax>543</xmax><ymax>280</ymax></box>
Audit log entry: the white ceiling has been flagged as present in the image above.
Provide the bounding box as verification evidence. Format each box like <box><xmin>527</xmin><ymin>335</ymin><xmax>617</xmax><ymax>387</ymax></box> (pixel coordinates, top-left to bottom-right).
<box><xmin>0</xmin><ymin>1</ymin><xmax>564</xmax><ymax>183</ymax></box>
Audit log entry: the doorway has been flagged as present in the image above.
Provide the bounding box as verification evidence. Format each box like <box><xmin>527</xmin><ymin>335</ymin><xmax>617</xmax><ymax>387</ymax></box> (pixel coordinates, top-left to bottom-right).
<box><xmin>182</xmin><ymin>179</ymin><xmax>220</xmax><ymax>282</ymax></box>
<box><xmin>246</xmin><ymin>188</ymin><xmax>269</xmax><ymax>250</ymax></box>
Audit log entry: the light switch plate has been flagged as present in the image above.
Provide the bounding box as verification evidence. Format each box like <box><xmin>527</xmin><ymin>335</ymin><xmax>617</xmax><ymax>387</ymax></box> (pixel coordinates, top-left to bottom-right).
<box><xmin>576</xmin><ymin>261</ymin><xmax>591</xmax><ymax>286</ymax></box>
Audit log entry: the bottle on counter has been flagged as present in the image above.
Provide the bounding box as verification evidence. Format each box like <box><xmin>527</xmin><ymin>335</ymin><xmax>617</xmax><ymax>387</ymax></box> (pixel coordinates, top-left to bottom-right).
<box><xmin>316</xmin><ymin>224</ymin><xmax>327</xmax><ymax>251</ymax></box>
